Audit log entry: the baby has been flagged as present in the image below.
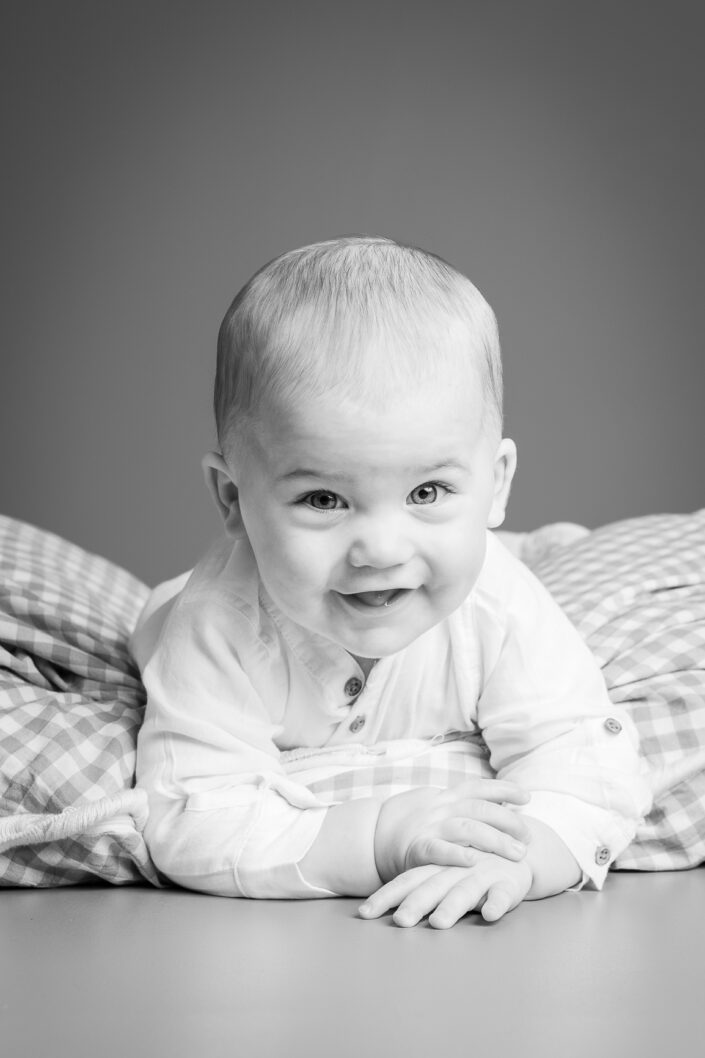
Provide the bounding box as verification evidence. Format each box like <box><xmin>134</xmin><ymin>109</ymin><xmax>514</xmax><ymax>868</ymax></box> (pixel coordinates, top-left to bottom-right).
<box><xmin>133</xmin><ymin>236</ymin><xmax>651</xmax><ymax>927</ymax></box>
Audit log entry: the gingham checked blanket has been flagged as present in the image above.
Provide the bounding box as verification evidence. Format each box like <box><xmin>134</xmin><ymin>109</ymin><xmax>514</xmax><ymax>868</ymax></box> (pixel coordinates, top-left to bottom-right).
<box><xmin>529</xmin><ymin>511</ymin><xmax>705</xmax><ymax>870</ymax></box>
<box><xmin>0</xmin><ymin>516</ymin><xmax>159</xmax><ymax>886</ymax></box>
<box><xmin>1</xmin><ymin>510</ymin><xmax>704</xmax><ymax>886</ymax></box>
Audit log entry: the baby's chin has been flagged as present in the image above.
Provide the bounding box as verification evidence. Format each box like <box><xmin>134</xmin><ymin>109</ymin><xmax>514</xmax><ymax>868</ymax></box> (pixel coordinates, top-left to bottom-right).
<box><xmin>327</xmin><ymin>623</ymin><xmax>428</xmax><ymax>664</ymax></box>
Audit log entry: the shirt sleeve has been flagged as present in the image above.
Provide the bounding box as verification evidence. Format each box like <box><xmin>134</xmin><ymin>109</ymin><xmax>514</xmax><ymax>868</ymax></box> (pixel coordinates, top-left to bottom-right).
<box><xmin>133</xmin><ymin>575</ymin><xmax>338</xmax><ymax>899</ymax></box>
<box><xmin>475</xmin><ymin>543</ymin><xmax>653</xmax><ymax>890</ymax></box>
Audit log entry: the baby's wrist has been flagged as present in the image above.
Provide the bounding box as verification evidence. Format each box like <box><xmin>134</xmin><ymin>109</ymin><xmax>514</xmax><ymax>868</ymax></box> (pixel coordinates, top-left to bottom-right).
<box><xmin>299</xmin><ymin>798</ymin><xmax>384</xmax><ymax>895</ymax></box>
<box><xmin>373</xmin><ymin>798</ymin><xmax>399</xmax><ymax>883</ymax></box>
<box><xmin>521</xmin><ymin>816</ymin><xmax>581</xmax><ymax>898</ymax></box>
<box><xmin>374</xmin><ymin>788</ymin><xmax>439</xmax><ymax>882</ymax></box>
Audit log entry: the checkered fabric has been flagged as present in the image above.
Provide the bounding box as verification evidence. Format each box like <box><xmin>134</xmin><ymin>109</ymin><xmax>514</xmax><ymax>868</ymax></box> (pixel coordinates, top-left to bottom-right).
<box><xmin>528</xmin><ymin>509</ymin><xmax>705</xmax><ymax>871</ymax></box>
<box><xmin>281</xmin><ymin>733</ymin><xmax>496</xmax><ymax>801</ymax></box>
<box><xmin>0</xmin><ymin>515</ymin><xmax>161</xmax><ymax>886</ymax></box>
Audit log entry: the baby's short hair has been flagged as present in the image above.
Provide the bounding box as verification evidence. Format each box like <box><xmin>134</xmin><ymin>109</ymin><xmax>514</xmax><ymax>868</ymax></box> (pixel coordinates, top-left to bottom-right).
<box><xmin>215</xmin><ymin>236</ymin><xmax>503</xmax><ymax>454</ymax></box>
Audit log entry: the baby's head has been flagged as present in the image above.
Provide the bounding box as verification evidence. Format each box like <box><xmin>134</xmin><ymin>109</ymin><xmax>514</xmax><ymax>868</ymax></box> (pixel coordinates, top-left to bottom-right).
<box><xmin>206</xmin><ymin>236</ymin><xmax>516</xmax><ymax>664</ymax></box>
<box><xmin>214</xmin><ymin>235</ymin><xmax>504</xmax><ymax>459</ymax></box>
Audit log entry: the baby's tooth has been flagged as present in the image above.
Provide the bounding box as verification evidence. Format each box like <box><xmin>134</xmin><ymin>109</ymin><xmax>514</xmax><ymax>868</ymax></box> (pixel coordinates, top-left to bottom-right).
<box><xmin>355</xmin><ymin>590</ymin><xmax>395</xmax><ymax>607</ymax></box>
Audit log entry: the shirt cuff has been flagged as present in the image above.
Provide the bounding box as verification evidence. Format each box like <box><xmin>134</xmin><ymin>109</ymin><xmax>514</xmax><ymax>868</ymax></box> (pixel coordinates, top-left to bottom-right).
<box><xmin>517</xmin><ymin>791</ymin><xmax>639</xmax><ymax>890</ymax></box>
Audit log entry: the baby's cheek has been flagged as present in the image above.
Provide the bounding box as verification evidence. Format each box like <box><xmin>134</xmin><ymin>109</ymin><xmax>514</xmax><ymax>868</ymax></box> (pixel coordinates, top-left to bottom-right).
<box><xmin>437</xmin><ymin>527</ymin><xmax>484</xmax><ymax>580</ymax></box>
<box><xmin>277</xmin><ymin>539</ymin><xmax>330</xmax><ymax>593</ymax></box>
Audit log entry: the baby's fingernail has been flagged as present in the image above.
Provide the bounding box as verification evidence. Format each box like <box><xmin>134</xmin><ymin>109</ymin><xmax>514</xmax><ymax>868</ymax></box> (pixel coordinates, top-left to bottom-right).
<box><xmin>430</xmin><ymin>916</ymin><xmax>451</xmax><ymax>930</ymax></box>
<box><xmin>358</xmin><ymin>903</ymin><xmax>372</xmax><ymax>916</ymax></box>
<box><xmin>510</xmin><ymin>841</ymin><xmax>525</xmax><ymax>856</ymax></box>
<box><xmin>394</xmin><ymin>911</ymin><xmax>414</xmax><ymax>927</ymax></box>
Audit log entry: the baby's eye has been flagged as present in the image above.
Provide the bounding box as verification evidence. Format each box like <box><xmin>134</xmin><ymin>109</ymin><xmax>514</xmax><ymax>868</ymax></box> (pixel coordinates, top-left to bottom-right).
<box><xmin>408</xmin><ymin>482</ymin><xmax>446</xmax><ymax>505</ymax></box>
<box><xmin>303</xmin><ymin>490</ymin><xmax>345</xmax><ymax>511</ymax></box>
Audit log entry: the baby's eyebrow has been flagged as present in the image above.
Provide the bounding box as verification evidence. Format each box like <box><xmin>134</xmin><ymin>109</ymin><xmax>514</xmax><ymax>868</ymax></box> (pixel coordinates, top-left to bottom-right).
<box><xmin>277</xmin><ymin>467</ymin><xmax>331</xmax><ymax>482</ymax></box>
<box><xmin>416</xmin><ymin>460</ymin><xmax>468</xmax><ymax>475</ymax></box>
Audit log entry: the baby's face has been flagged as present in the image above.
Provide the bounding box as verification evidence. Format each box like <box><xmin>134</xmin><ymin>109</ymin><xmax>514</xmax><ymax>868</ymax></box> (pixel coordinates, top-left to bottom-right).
<box><xmin>231</xmin><ymin>363</ymin><xmax>515</xmax><ymax>663</ymax></box>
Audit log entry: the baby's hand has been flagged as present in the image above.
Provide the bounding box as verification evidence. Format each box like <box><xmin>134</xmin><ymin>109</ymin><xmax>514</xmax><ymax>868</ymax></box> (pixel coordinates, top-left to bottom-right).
<box><xmin>373</xmin><ymin>779</ymin><xmax>531</xmax><ymax>884</ymax></box>
<box><xmin>359</xmin><ymin>854</ymin><xmax>533</xmax><ymax>929</ymax></box>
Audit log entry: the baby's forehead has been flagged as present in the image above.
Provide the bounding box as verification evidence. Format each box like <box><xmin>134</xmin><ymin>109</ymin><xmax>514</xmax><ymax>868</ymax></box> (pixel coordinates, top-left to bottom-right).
<box><xmin>262</xmin><ymin>355</ymin><xmax>486</xmax><ymax>431</ymax></box>
<box><xmin>243</xmin><ymin>368</ymin><xmax>494</xmax><ymax>490</ymax></box>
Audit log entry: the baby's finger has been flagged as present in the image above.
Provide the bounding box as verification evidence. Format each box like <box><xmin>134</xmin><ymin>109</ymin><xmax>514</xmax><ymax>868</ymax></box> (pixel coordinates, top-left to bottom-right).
<box><xmin>438</xmin><ymin>817</ymin><xmax>527</xmax><ymax>861</ymax></box>
<box><xmin>392</xmin><ymin>869</ymin><xmax>467</xmax><ymax>928</ymax></box>
<box><xmin>359</xmin><ymin>865</ymin><xmax>442</xmax><ymax>920</ymax></box>
<box><xmin>446</xmin><ymin>799</ymin><xmax>532</xmax><ymax>845</ymax></box>
<box><xmin>481</xmin><ymin>881</ymin><xmax>520</xmax><ymax>922</ymax></box>
<box><xmin>405</xmin><ymin>837</ymin><xmax>481</xmax><ymax>870</ymax></box>
<box><xmin>443</xmin><ymin>779</ymin><xmax>530</xmax><ymax>808</ymax></box>
<box><xmin>427</xmin><ymin>874</ymin><xmax>489</xmax><ymax>929</ymax></box>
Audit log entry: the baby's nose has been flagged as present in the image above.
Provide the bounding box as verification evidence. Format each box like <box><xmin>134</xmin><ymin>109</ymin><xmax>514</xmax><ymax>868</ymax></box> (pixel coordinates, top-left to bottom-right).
<box><xmin>347</xmin><ymin>517</ymin><xmax>415</xmax><ymax>569</ymax></box>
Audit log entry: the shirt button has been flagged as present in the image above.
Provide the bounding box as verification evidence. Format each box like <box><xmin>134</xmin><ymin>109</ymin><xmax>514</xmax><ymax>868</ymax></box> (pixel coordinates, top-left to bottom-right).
<box><xmin>349</xmin><ymin>715</ymin><xmax>366</xmax><ymax>733</ymax></box>
<box><xmin>595</xmin><ymin>846</ymin><xmax>611</xmax><ymax>866</ymax></box>
<box><xmin>344</xmin><ymin>677</ymin><xmax>363</xmax><ymax>697</ymax></box>
<box><xmin>604</xmin><ymin>717</ymin><xmax>622</xmax><ymax>734</ymax></box>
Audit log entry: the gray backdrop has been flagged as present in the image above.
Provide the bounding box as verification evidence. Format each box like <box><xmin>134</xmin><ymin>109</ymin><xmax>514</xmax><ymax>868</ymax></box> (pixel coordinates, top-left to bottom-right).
<box><xmin>2</xmin><ymin>1</ymin><xmax>703</xmax><ymax>586</ymax></box>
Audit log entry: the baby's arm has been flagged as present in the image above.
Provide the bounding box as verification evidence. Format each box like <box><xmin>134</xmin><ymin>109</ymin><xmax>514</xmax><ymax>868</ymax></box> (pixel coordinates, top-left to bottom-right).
<box><xmin>133</xmin><ymin>589</ymin><xmax>335</xmax><ymax>898</ymax></box>
<box><xmin>474</xmin><ymin>543</ymin><xmax>652</xmax><ymax>894</ymax></box>
<box><xmin>300</xmin><ymin>779</ymin><xmax>532</xmax><ymax>895</ymax></box>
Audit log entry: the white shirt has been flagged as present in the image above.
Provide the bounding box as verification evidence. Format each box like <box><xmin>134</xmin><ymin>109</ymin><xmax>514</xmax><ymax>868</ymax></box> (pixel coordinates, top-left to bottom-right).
<box><xmin>133</xmin><ymin>532</ymin><xmax>652</xmax><ymax>898</ymax></box>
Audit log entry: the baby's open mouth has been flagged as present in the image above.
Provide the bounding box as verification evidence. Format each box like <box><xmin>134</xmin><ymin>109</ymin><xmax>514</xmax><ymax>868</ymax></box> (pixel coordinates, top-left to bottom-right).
<box><xmin>344</xmin><ymin>588</ymin><xmax>408</xmax><ymax>608</ymax></box>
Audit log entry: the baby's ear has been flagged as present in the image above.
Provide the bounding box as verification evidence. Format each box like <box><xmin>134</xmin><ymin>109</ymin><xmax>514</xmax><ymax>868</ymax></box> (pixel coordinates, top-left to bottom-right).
<box><xmin>487</xmin><ymin>438</ymin><xmax>517</xmax><ymax>529</ymax></box>
<box><xmin>202</xmin><ymin>451</ymin><xmax>246</xmax><ymax>538</ymax></box>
